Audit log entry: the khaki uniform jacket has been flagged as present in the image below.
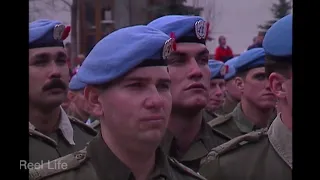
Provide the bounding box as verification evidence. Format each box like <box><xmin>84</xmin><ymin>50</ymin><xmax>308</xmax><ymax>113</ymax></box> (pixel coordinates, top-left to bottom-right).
<box><xmin>208</xmin><ymin>103</ymin><xmax>276</xmax><ymax>140</ymax></box>
<box><xmin>161</xmin><ymin>119</ymin><xmax>228</xmax><ymax>172</ymax></box>
<box><xmin>29</xmin><ymin>107</ymin><xmax>97</xmax><ymax>164</ymax></box>
<box><xmin>199</xmin><ymin>114</ymin><xmax>292</xmax><ymax>180</ymax></box>
<box><xmin>29</xmin><ymin>135</ymin><xmax>207</xmax><ymax>180</ymax></box>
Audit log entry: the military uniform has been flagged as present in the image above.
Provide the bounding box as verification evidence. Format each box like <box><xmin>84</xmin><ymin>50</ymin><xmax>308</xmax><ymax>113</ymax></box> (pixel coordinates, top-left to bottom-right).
<box><xmin>199</xmin><ymin>114</ymin><xmax>292</xmax><ymax>180</ymax></box>
<box><xmin>161</xmin><ymin>119</ymin><xmax>228</xmax><ymax>172</ymax></box>
<box><xmin>29</xmin><ymin>135</ymin><xmax>207</xmax><ymax>180</ymax></box>
<box><xmin>29</xmin><ymin>107</ymin><xmax>97</xmax><ymax>163</ymax></box>
<box><xmin>208</xmin><ymin>103</ymin><xmax>276</xmax><ymax>140</ymax></box>
<box><xmin>202</xmin><ymin>110</ymin><xmax>218</xmax><ymax>122</ymax></box>
<box><xmin>199</xmin><ymin>14</ymin><xmax>293</xmax><ymax>180</ymax></box>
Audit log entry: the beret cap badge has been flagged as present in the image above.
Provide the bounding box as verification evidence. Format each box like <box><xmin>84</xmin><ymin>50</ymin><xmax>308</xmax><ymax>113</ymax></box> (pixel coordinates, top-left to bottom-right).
<box><xmin>194</xmin><ymin>20</ymin><xmax>207</xmax><ymax>40</ymax></box>
<box><xmin>162</xmin><ymin>38</ymin><xmax>175</xmax><ymax>60</ymax></box>
<box><xmin>53</xmin><ymin>24</ymin><xmax>66</xmax><ymax>40</ymax></box>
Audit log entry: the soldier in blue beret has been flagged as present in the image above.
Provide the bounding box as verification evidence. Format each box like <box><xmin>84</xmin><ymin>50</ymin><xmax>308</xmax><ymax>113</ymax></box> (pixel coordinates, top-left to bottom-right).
<box><xmin>203</xmin><ymin>60</ymin><xmax>227</xmax><ymax>122</ymax></box>
<box><xmin>28</xmin><ymin>19</ymin><xmax>97</xmax><ymax>164</ymax></box>
<box><xmin>207</xmin><ymin>47</ymin><xmax>277</xmax><ymax>140</ymax></box>
<box><xmin>29</xmin><ymin>25</ymin><xmax>206</xmax><ymax>180</ymax></box>
<box><xmin>214</xmin><ymin>57</ymin><xmax>242</xmax><ymax>115</ymax></box>
<box><xmin>148</xmin><ymin>15</ymin><xmax>228</xmax><ymax>171</ymax></box>
<box><xmin>199</xmin><ymin>14</ymin><xmax>292</xmax><ymax>180</ymax></box>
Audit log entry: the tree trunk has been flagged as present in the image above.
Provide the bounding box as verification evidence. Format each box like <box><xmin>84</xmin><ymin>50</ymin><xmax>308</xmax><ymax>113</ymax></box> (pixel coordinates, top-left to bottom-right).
<box><xmin>70</xmin><ymin>0</ymin><xmax>78</xmax><ymax>68</ymax></box>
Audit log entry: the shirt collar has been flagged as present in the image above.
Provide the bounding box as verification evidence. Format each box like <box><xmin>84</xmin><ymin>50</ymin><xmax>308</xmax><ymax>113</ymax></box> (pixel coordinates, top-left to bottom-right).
<box><xmin>29</xmin><ymin>106</ymin><xmax>75</xmax><ymax>145</ymax></box>
<box><xmin>268</xmin><ymin>113</ymin><xmax>292</xmax><ymax>169</ymax></box>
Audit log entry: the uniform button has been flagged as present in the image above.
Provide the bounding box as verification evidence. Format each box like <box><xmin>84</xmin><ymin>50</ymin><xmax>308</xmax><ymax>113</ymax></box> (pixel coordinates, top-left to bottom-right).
<box><xmin>75</xmin><ymin>153</ymin><xmax>85</xmax><ymax>160</ymax></box>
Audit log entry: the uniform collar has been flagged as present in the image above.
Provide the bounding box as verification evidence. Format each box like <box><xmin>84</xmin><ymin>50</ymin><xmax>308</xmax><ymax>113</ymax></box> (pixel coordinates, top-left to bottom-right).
<box><xmin>268</xmin><ymin>113</ymin><xmax>292</xmax><ymax>169</ymax></box>
<box><xmin>29</xmin><ymin>106</ymin><xmax>75</xmax><ymax>145</ymax></box>
<box><xmin>232</xmin><ymin>103</ymin><xmax>256</xmax><ymax>133</ymax></box>
<box><xmin>233</xmin><ymin>103</ymin><xmax>276</xmax><ymax>133</ymax></box>
<box><xmin>87</xmin><ymin>135</ymin><xmax>171</xmax><ymax>179</ymax></box>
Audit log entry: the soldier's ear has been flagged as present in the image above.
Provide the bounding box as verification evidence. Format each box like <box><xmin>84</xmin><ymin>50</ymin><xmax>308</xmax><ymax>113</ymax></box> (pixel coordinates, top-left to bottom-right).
<box><xmin>67</xmin><ymin>91</ymin><xmax>76</xmax><ymax>101</ymax></box>
<box><xmin>269</xmin><ymin>72</ymin><xmax>286</xmax><ymax>98</ymax></box>
<box><xmin>234</xmin><ymin>76</ymin><xmax>244</xmax><ymax>92</ymax></box>
<box><xmin>84</xmin><ymin>86</ymin><xmax>103</xmax><ymax>117</ymax></box>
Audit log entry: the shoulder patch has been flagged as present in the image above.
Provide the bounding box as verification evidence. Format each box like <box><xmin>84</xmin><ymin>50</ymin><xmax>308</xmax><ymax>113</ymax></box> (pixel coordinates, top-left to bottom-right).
<box><xmin>168</xmin><ymin>157</ymin><xmax>207</xmax><ymax>180</ymax></box>
<box><xmin>29</xmin><ymin>128</ymin><xmax>57</xmax><ymax>147</ymax></box>
<box><xmin>206</xmin><ymin>128</ymin><xmax>268</xmax><ymax>160</ymax></box>
<box><xmin>29</xmin><ymin>148</ymin><xmax>88</xmax><ymax>180</ymax></box>
<box><xmin>207</xmin><ymin>113</ymin><xmax>232</xmax><ymax>128</ymax></box>
<box><xmin>68</xmin><ymin>116</ymin><xmax>97</xmax><ymax>136</ymax></box>
<box><xmin>90</xmin><ymin>120</ymin><xmax>100</xmax><ymax>129</ymax></box>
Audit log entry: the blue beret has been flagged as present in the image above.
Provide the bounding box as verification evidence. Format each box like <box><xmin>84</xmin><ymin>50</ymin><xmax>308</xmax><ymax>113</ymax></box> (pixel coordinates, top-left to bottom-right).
<box><xmin>148</xmin><ymin>15</ymin><xmax>208</xmax><ymax>44</ymax></box>
<box><xmin>77</xmin><ymin>25</ymin><xmax>173</xmax><ymax>85</ymax></box>
<box><xmin>224</xmin><ymin>57</ymin><xmax>238</xmax><ymax>80</ymax></box>
<box><xmin>69</xmin><ymin>75</ymin><xmax>86</xmax><ymax>91</ymax></box>
<box><xmin>234</xmin><ymin>48</ymin><xmax>265</xmax><ymax>72</ymax></box>
<box><xmin>263</xmin><ymin>14</ymin><xmax>292</xmax><ymax>58</ymax></box>
<box><xmin>29</xmin><ymin>19</ymin><xmax>70</xmax><ymax>49</ymax></box>
<box><xmin>208</xmin><ymin>60</ymin><xmax>226</xmax><ymax>79</ymax></box>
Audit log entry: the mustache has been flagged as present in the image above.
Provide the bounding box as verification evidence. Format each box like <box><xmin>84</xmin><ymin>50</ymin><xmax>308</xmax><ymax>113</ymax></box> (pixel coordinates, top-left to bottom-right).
<box><xmin>42</xmin><ymin>79</ymin><xmax>67</xmax><ymax>91</ymax></box>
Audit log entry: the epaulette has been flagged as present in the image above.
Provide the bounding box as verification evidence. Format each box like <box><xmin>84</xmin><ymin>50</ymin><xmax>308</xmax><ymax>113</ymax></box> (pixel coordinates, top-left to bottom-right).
<box><xmin>68</xmin><ymin>116</ymin><xmax>97</xmax><ymax>136</ymax></box>
<box><xmin>168</xmin><ymin>157</ymin><xmax>207</xmax><ymax>180</ymax></box>
<box><xmin>203</xmin><ymin>128</ymin><xmax>268</xmax><ymax>164</ymax></box>
<box><xmin>90</xmin><ymin>120</ymin><xmax>100</xmax><ymax>129</ymax></box>
<box><xmin>29</xmin><ymin>128</ymin><xmax>57</xmax><ymax>147</ymax></box>
<box><xmin>29</xmin><ymin>148</ymin><xmax>88</xmax><ymax>180</ymax></box>
<box><xmin>207</xmin><ymin>113</ymin><xmax>233</xmax><ymax>128</ymax></box>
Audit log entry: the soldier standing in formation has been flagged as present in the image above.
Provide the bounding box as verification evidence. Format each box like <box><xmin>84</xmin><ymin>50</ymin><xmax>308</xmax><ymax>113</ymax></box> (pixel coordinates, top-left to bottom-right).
<box><xmin>208</xmin><ymin>48</ymin><xmax>277</xmax><ymax>140</ymax></box>
<box><xmin>203</xmin><ymin>59</ymin><xmax>227</xmax><ymax>121</ymax></box>
<box><xmin>148</xmin><ymin>15</ymin><xmax>228</xmax><ymax>172</ymax></box>
<box><xmin>199</xmin><ymin>14</ymin><xmax>292</xmax><ymax>180</ymax></box>
<box><xmin>29</xmin><ymin>25</ymin><xmax>206</xmax><ymax>180</ymax></box>
<box><xmin>29</xmin><ymin>19</ymin><xmax>97</xmax><ymax>164</ymax></box>
<box><xmin>215</xmin><ymin>57</ymin><xmax>241</xmax><ymax>115</ymax></box>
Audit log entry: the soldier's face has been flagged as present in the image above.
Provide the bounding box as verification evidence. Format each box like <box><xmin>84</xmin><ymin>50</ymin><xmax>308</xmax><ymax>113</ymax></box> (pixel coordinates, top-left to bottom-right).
<box><xmin>167</xmin><ymin>43</ymin><xmax>210</xmax><ymax>112</ymax></box>
<box><xmin>206</xmin><ymin>78</ymin><xmax>225</xmax><ymax>111</ymax></box>
<box><xmin>29</xmin><ymin>47</ymin><xmax>69</xmax><ymax>109</ymax></box>
<box><xmin>86</xmin><ymin>66</ymin><xmax>172</xmax><ymax>146</ymax></box>
<box><xmin>225</xmin><ymin>78</ymin><xmax>241</xmax><ymax>101</ymax></box>
<box><xmin>237</xmin><ymin>67</ymin><xmax>276</xmax><ymax>109</ymax></box>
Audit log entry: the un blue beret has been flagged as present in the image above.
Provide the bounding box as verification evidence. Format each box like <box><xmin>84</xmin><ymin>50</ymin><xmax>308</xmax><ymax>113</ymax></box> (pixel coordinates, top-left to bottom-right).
<box><xmin>208</xmin><ymin>60</ymin><xmax>226</xmax><ymax>79</ymax></box>
<box><xmin>224</xmin><ymin>57</ymin><xmax>238</xmax><ymax>80</ymax></box>
<box><xmin>29</xmin><ymin>19</ymin><xmax>69</xmax><ymax>49</ymax></box>
<box><xmin>234</xmin><ymin>48</ymin><xmax>265</xmax><ymax>72</ymax></box>
<box><xmin>69</xmin><ymin>75</ymin><xmax>86</xmax><ymax>91</ymax></box>
<box><xmin>148</xmin><ymin>15</ymin><xmax>208</xmax><ymax>44</ymax></box>
<box><xmin>77</xmin><ymin>25</ymin><xmax>173</xmax><ymax>85</ymax></box>
<box><xmin>263</xmin><ymin>14</ymin><xmax>292</xmax><ymax>57</ymax></box>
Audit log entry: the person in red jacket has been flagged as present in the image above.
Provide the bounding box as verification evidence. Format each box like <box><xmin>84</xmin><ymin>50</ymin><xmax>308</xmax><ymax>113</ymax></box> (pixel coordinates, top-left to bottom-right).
<box><xmin>214</xmin><ymin>35</ymin><xmax>234</xmax><ymax>62</ymax></box>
